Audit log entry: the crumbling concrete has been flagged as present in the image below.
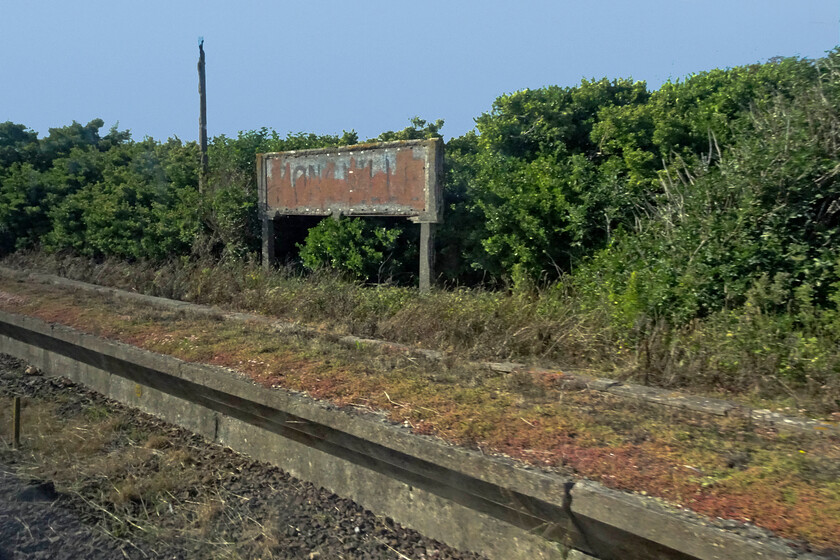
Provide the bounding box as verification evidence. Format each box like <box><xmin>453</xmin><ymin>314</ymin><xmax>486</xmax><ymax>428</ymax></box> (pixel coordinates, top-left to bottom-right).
<box><xmin>0</xmin><ymin>308</ymin><xmax>829</xmax><ymax>560</ymax></box>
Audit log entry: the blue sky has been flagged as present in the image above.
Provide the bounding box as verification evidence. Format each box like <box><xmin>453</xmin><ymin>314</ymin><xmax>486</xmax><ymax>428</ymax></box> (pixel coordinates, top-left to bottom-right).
<box><xmin>1</xmin><ymin>1</ymin><xmax>838</xmax><ymax>141</ymax></box>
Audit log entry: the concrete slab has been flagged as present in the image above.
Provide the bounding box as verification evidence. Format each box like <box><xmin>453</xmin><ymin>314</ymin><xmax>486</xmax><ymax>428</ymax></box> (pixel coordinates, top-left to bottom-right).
<box><xmin>0</xmin><ymin>301</ymin><xmax>830</xmax><ymax>560</ymax></box>
<box><xmin>570</xmin><ymin>482</ymin><xmax>799</xmax><ymax>560</ymax></box>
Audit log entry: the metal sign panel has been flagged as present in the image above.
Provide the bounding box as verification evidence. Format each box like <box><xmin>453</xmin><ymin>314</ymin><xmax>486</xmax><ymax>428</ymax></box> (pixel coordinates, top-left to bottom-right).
<box><xmin>257</xmin><ymin>138</ymin><xmax>443</xmax><ymax>223</ymax></box>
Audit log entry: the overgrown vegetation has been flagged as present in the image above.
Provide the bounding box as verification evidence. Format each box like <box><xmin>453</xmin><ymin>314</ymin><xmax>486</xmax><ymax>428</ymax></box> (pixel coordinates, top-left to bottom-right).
<box><xmin>0</xmin><ymin>364</ymin><xmax>476</xmax><ymax>559</ymax></box>
<box><xmin>3</xmin><ymin>51</ymin><xmax>840</xmax><ymax>404</ymax></box>
<box><xmin>2</xmin><ymin>289</ymin><xmax>840</xmax><ymax>553</ymax></box>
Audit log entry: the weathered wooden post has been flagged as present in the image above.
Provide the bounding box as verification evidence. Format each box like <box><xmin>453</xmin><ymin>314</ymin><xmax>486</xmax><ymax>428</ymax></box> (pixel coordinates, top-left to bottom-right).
<box><xmin>198</xmin><ymin>37</ymin><xmax>208</xmax><ymax>193</ymax></box>
<box><xmin>12</xmin><ymin>395</ymin><xmax>20</xmax><ymax>449</ymax></box>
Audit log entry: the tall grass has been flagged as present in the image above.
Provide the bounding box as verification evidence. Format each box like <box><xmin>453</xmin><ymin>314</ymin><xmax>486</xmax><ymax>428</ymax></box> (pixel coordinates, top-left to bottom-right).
<box><xmin>4</xmin><ymin>250</ymin><xmax>839</xmax><ymax>413</ymax></box>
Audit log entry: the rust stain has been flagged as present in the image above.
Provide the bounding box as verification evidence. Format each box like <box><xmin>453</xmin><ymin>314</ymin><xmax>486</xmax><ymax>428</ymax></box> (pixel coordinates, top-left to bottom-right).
<box><xmin>265</xmin><ymin>144</ymin><xmax>428</xmax><ymax>215</ymax></box>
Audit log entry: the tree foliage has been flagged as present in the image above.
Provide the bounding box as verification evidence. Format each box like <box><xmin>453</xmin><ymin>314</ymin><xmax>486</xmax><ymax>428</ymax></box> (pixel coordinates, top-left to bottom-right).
<box><xmin>2</xmin><ymin>51</ymin><xmax>840</xmax><ymax>334</ymax></box>
<box><xmin>578</xmin><ymin>54</ymin><xmax>840</xmax><ymax>325</ymax></box>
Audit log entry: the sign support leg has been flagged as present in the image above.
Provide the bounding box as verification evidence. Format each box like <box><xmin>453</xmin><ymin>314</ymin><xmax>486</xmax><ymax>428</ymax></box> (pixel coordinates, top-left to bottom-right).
<box><xmin>419</xmin><ymin>222</ymin><xmax>436</xmax><ymax>292</ymax></box>
<box><xmin>262</xmin><ymin>216</ymin><xmax>275</xmax><ymax>269</ymax></box>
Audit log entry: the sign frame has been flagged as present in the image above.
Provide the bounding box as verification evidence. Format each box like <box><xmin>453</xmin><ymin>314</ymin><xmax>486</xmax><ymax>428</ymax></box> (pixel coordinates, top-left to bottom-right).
<box><xmin>257</xmin><ymin>138</ymin><xmax>444</xmax><ymax>291</ymax></box>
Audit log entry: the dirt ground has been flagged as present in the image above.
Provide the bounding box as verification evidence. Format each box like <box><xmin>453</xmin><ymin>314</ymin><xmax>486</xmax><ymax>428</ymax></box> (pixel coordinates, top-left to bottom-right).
<box><xmin>0</xmin><ymin>355</ymin><xmax>486</xmax><ymax>560</ymax></box>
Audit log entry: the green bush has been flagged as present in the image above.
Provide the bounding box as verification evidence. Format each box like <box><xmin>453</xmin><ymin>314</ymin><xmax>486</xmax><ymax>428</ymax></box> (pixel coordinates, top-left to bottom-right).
<box><xmin>299</xmin><ymin>217</ymin><xmax>403</xmax><ymax>282</ymax></box>
<box><xmin>2</xmin><ymin>51</ymin><xmax>840</xmax><ymax>371</ymax></box>
<box><xmin>576</xmin><ymin>53</ymin><xmax>840</xmax><ymax>328</ymax></box>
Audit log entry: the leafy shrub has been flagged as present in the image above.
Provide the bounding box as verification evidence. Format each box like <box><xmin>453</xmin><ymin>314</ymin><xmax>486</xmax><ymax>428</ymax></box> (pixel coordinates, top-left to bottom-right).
<box><xmin>298</xmin><ymin>217</ymin><xmax>403</xmax><ymax>282</ymax></box>
<box><xmin>5</xmin><ymin>52</ymin><xmax>840</xmax><ymax>406</ymax></box>
<box><xmin>577</xmin><ymin>53</ymin><xmax>840</xmax><ymax>327</ymax></box>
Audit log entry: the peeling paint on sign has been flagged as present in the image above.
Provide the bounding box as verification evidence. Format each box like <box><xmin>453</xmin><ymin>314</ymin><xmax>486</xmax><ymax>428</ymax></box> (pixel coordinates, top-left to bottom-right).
<box><xmin>258</xmin><ymin>139</ymin><xmax>443</xmax><ymax>222</ymax></box>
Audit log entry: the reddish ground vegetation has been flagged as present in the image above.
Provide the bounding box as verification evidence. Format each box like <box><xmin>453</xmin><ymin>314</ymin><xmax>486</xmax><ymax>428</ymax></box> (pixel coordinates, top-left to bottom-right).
<box><xmin>0</xmin><ymin>279</ymin><xmax>838</xmax><ymax>553</ymax></box>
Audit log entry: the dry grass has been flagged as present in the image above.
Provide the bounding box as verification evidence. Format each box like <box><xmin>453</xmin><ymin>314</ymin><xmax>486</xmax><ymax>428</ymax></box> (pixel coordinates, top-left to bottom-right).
<box><xmin>0</xmin><ymin>395</ymin><xmax>271</xmax><ymax>558</ymax></box>
<box><xmin>1</xmin><ymin>276</ymin><xmax>840</xmax><ymax>552</ymax></box>
<box><xmin>5</xmin><ymin>250</ymin><xmax>840</xmax><ymax>414</ymax></box>
<box><xmin>1</xmin><ymin>251</ymin><xmax>619</xmax><ymax>368</ymax></box>
<box><xmin>2</xmin><ymin>265</ymin><xmax>840</xmax><ymax>551</ymax></box>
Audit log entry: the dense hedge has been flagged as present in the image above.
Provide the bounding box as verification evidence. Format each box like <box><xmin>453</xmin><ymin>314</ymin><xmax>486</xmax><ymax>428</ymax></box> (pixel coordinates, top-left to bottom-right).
<box><xmin>2</xmin><ymin>51</ymin><xmax>840</xmax><ymax>333</ymax></box>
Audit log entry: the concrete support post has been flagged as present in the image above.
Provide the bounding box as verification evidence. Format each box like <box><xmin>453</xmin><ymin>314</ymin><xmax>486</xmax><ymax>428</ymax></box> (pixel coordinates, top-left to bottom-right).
<box><xmin>262</xmin><ymin>216</ymin><xmax>275</xmax><ymax>269</ymax></box>
<box><xmin>419</xmin><ymin>222</ymin><xmax>435</xmax><ymax>293</ymax></box>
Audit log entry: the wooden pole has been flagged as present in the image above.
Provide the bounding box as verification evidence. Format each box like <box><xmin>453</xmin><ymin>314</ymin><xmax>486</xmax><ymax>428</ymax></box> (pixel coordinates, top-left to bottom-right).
<box><xmin>12</xmin><ymin>396</ymin><xmax>20</xmax><ymax>449</ymax></box>
<box><xmin>198</xmin><ymin>38</ymin><xmax>208</xmax><ymax>193</ymax></box>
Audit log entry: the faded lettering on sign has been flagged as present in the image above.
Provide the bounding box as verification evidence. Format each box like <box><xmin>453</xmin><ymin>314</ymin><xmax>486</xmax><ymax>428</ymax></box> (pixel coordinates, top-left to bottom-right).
<box><xmin>259</xmin><ymin>139</ymin><xmax>442</xmax><ymax>221</ymax></box>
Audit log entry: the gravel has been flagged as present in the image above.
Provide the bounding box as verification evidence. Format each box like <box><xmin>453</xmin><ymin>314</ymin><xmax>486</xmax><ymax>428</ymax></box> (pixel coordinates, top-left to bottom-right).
<box><xmin>0</xmin><ymin>473</ymin><xmax>139</xmax><ymax>560</ymax></box>
<box><xmin>0</xmin><ymin>355</ymin><xmax>487</xmax><ymax>560</ymax></box>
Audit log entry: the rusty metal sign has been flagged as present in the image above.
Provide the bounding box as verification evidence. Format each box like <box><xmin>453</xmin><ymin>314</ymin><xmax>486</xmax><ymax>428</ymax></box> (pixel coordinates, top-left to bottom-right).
<box><xmin>257</xmin><ymin>138</ymin><xmax>443</xmax><ymax>223</ymax></box>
